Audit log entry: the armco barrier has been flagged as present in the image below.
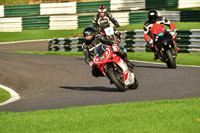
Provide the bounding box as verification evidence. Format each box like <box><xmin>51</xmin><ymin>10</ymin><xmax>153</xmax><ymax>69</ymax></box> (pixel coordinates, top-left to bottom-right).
<box><xmin>0</xmin><ymin>0</ymin><xmax>200</xmax><ymax>17</ymax></box>
<box><xmin>40</xmin><ymin>2</ymin><xmax>77</xmax><ymax>15</ymax></box>
<box><xmin>178</xmin><ymin>0</ymin><xmax>200</xmax><ymax>8</ymax></box>
<box><xmin>49</xmin><ymin>15</ymin><xmax>78</xmax><ymax>30</ymax></box>
<box><xmin>48</xmin><ymin>37</ymin><xmax>84</xmax><ymax>51</ymax></box>
<box><xmin>146</xmin><ymin>0</ymin><xmax>178</xmax><ymax>9</ymax></box>
<box><xmin>48</xmin><ymin>29</ymin><xmax>200</xmax><ymax>53</ymax></box>
<box><xmin>110</xmin><ymin>0</ymin><xmax>145</xmax><ymax>11</ymax></box>
<box><xmin>22</xmin><ymin>16</ymin><xmax>49</xmax><ymax>30</ymax></box>
<box><xmin>2</xmin><ymin>10</ymin><xmax>200</xmax><ymax>32</ymax></box>
<box><xmin>1</xmin><ymin>1</ymin><xmax>200</xmax><ymax>32</ymax></box>
<box><xmin>77</xmin><ymin>1</ymin><xmax>110</xmax><ymax>13</ymax></box>
<box><xmin>0</xmin><ymin>17</ymin><xmax>22</xmax><ymax>32</ymax></box>
<box><xmin>129</xmin><ymin>12</ymin><xmax>147</xmax><ymax>24</ymax></box>
<box><xmin>158</xmin><ymin>11</ymin><xmax>181</xmax><ymax>22</ymax></box>
<box><xmin>4</xmin><ymin>4</ymin><xmax>40</xmax><ymax>17</ymax></box>
<box><xmin>0</xmin><ymin>5</ymin><xmax>4</xmax><ymax>17</ymax></box>
<box><xmin>180</xmin><ymin>11</ymin><xmax>200</xmax><ymax>22</ymax></box>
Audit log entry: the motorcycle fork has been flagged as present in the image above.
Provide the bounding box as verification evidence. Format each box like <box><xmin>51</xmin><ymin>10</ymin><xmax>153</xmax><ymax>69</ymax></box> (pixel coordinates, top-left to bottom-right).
<box><xmin>103</xmin><ymin>63</ymin><xmax>124</xmax><ymax>84</ymax></box>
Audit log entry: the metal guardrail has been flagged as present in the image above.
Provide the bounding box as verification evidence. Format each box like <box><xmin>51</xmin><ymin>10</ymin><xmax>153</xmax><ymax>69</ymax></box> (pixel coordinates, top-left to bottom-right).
<box><xmin>48</xmin><ymin>29</ymin><xmax>200</xmax><ymax>53</ymax></box>
<box><xmin>40</xmin><ymin>2</ymin><xmax>77</xmax><ymax>15</ymax></box>
<box><xmin>0</xmin><ymin>1</ymin><xmax>200</xmax><ymax>31</ymax></box>
<box><xmin>0</xmin><ymin>17</ymin><xmax>22</xmax><ymax>32</ymax></box>
<box><xmin>4</xmin><ymin>4</ymin><xmax>40</xmax><ymax>17</ymax></box>
<box><xmin>77</xmin><ymin>1</ymin><xmax>110</xmax><ymax>13</ymax></box>
<box><xmin>178</xmin><ymin>0</ymin><xmax>200</xmax><ymax>8</ymax></box>
<box><xmin>22</xmin><ymin>16</ymin><xmax>49</xmax><ymax>30</ymax></box>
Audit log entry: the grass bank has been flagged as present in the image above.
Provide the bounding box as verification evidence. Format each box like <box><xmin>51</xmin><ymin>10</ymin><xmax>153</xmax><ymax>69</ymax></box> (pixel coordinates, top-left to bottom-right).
<box><xmin>0</xmin><ymin>98</ymin><xmax>200</xmax><ymax>133</ymax></box>
<box><xmin>1</xmin><ymin>22</ymin><xmax>200</xmax><ymax>43</ymax></box>
<box><xmin>11</xmin><ymin>51</ymin><xmax>200</xmax><ymax>66</ymax></box>
<box><xmin>0</xmin><ymin>88</ymin><xmax>10</xmax><ymax>103</ymax></box>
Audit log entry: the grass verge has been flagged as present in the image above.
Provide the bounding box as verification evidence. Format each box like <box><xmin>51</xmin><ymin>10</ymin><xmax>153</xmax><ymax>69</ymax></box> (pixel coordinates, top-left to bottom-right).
<box><xmin>0</xmin><ymin>98</ymin><xmax>200</xmax><ymax>133</ymax></box>
<box><xmin>1</xmin><ymin>22</ymin><xmax>200</xmax><ymax>43</ymax></box>
<box><xmin>0</xmin><ymin>88</ymin><xmax>10</xmax><ymax>103</ymax></box>
<box><xmin>11</xmin><ymin>51</ymin><xmax>200</xmax><ymax>66</ymax></box>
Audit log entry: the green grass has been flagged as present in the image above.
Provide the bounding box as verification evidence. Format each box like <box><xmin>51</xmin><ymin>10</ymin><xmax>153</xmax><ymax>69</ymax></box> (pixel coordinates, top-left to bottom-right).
<box><xmin>0</xmin><ymin>28</ymin><xmax>84</xmax><ymax>43</ymax></box>
<box><xmin>0</xmin><ymin>88</ymin><xmax>10</xmax><ymax>103</ymax></box>
<box><xmin>0</xmin><ymin>98</ymin><xmax>200</xmax><ymax>133</ymax></box>
<box><xmin>127</xmin><ymin>52</ymin><xmax>200</xmax><ymax>66</ymax></box>
<box><xmin>0</xmin><ymin>0</ymin><xmax>28</xmax><ymax>5</ymax></box>
<box><xmin>11</xmin><ymin>51</ymin><xmax>200</xmax><ymax>66</ymax></box>
<box><xmin>1</xmin><ymin>22</ymin><xmax>200</xmax><ymax>43</ymax></box>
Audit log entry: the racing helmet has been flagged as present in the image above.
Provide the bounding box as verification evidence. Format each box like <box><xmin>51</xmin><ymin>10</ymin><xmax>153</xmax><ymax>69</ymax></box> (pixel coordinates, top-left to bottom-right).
<box><xmin>148</xmin><ymin>9</ymin><xmax>158</xmax><ymax>23</ymax></box>
<box><xmin>83</xmin><ymin>27</ymin><xmax>96</xmax><ymax>42</ymax></box>
<box><xmin>98</xmin><ymin>6</ymin><xmax>107</xmax><ymax>17</ymax></box>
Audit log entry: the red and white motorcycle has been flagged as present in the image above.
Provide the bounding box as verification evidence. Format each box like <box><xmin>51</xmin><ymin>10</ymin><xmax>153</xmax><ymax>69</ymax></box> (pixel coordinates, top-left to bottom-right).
<box><xmin>93</xmin><ymin>43</ymin><xmax>138</xmax><ymax>92</ymax></box>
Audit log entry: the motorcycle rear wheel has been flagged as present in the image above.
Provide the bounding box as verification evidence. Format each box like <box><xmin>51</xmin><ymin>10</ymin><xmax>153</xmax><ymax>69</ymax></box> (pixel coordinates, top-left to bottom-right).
<box><xmin>107</xmin><ymin>67</ymin><xmax>126</xmax><ymax>92</ymax></box>
<box><xmin>166</xmin><ymin>49</ymin><xmax>176</xmax><ymax>69</ymax></box>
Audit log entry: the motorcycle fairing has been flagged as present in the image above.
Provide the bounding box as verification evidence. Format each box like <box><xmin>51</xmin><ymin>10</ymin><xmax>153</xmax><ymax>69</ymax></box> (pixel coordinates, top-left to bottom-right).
<box><xmin>117</xmin><ymin>59</ymin><xmax>135</xmax><ymax>86</ymax></box>
<box><xmin>93</xmin><ymin>44</ymin><xmax>135</xmax><ymax>86</ymax></box>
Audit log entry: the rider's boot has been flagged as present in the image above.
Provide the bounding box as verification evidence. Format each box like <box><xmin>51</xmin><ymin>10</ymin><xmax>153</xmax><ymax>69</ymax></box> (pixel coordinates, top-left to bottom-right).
<box><xmin>150</xmin><ymin>45</ymin><xmax>158</xmax><ymax>60</ymax></box>
<box><xmin>154</xmin><ymin>53</ymin><xmax>158</xmax><ymax>60</ymax></box>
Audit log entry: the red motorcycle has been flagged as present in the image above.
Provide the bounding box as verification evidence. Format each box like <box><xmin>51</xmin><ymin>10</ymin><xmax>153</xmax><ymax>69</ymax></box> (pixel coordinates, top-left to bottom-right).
<box><xmin>93</xmin><ymin>43</ymin><xmax>138</xmax><ymax>92</ymax></box>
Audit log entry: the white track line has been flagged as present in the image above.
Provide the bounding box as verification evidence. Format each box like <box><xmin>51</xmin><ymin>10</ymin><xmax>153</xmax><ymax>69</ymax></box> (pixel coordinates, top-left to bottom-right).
<box><xmin>0</xmin><ymin>39</ymin><xmax>50</xmax><ymax>45</ymax></box>
<box><xmin>0</xmin><ymin>85</ymin><xmax>20</xmax><ymax>106</ymax></box>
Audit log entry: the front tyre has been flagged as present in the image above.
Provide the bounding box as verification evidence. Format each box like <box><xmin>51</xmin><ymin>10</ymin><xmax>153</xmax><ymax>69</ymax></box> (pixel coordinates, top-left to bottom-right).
<box><xmin>107</xmin><ymin>67</ymin><xmax>126</xmax><ymax>92</ymax></box>
<box><xmin>128</xmin><ymin>77</ymin><xmax>138</xmax><ymax>90</ymax></box>
<box><xmin>166</xmin><ymin>49</ymin><xmax>176</xmax><ymax>69</ymax></box>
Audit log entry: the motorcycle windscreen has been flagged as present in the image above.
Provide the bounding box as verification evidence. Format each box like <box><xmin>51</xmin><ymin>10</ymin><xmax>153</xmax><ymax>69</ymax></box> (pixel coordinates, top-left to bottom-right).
<box><xmin>104</xmin><ymin>27</ymin><xmax>115</xmax><ymax>36</ymax></box>
<box><xmin>95</xmin><ymin>44</ymin><xmax>107</xmax><ymax>57</ymax></box>
<box><xmin>150</xmin><ymin>23</ymin><xmax>165</xmax><ymax>36</ymax></box>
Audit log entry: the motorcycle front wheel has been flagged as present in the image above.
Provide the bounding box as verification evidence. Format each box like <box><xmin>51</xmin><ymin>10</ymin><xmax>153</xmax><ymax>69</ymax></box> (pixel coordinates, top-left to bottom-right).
<box><xmin>128</xmin><ymin>77</ymin><xmax>138</xmax><ymax>90</ymax></box>
<box><xmin>107</xmin><ymin>67</ymin><xmax>126</xmax><ymax>92</ymax></box>
<box><xmin>166</xmin><ymin>49</ymin><xmax>176</xmax><ymax>69</ymax></box>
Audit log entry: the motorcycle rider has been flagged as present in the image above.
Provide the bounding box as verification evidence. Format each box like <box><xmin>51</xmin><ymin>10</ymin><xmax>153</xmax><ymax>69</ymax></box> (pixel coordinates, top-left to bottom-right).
<box><xmin>144</xmin><ymin>9</ymin><xmax>178</xmax><ymax>60</ymax></box>
<box><xmin>82</xmin><ymin>27</ymin><xmax>134</xmax><ymax>78</ymax></box>
<box><xmin>92</xmin><ymin>6</ymin><xmax>122</xmax><ymax>40</ymax></box>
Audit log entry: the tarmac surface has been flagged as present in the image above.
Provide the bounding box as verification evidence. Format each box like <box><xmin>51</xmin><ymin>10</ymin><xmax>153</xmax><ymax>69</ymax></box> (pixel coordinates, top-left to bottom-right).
<box><xmin>0</xmin><ymin>40</ymin><xmax>199</xmax><ymax>112</ymax></box>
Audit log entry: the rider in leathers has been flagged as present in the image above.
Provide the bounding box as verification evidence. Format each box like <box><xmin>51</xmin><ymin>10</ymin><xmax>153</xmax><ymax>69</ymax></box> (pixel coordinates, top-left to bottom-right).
<box><xmin>82</xmin><ymin>27</ymin><xmax>133</xmax><ymax>78</ymax></box>
<box><xmin>144</xmin><ymin>9</ymin><xmax>177</xmax><ymax>60</ymax></box>
<box><xmin>92</xmin><ymin>6</ymin><xmax>122</xmax><ymax>39</ymax></box>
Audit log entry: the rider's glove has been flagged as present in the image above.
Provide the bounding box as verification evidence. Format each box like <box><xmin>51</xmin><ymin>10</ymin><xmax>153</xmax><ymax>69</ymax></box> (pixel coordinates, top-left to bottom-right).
<box><xmin>89</xmin><ymin>61</ymin><xmax>94</xmax><ymax>68</ymax></box>
<box><xmin>170</xmin><ymin>29</ymin><xmax>176</xmax><ymax>39</ymax></box>
<box><xmin>148</xmin><ymin>39</ymin><xmax>153</xmax><ymax>45</ymax></box>
<box><xmin>112</xmin><ymin>44</ymin><xmax>119</xmax><ymax>52</ymax></box>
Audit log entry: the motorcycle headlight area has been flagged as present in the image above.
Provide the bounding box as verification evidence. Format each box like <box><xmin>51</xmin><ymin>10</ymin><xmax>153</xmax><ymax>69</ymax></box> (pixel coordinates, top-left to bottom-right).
<box><xmin>158</xmin><ymin>33</ymin><xmax>164</xmax><ymax>37</ymax></box>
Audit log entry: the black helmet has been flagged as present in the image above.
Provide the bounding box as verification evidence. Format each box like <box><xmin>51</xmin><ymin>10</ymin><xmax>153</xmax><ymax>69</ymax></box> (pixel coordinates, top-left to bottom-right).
<box><xmin>83</xmin><ymin>27</ymin><xmax>96</xmax><ymax>42</ymax></box>
<box><xmin>148</xmin><ymin>9</ymin><xmax>158</xmax><ymax>23</ymax></box>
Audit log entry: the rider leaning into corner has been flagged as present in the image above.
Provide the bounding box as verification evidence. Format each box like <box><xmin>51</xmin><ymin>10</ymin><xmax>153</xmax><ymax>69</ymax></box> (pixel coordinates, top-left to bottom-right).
<box><xmin>144</xmin><ymin>9</ymin><xmax>179</xmax><ymax>60</ymax></box>
<box><xmin>92</xmin><ymin>5</ymin><xmax>122</xmax><ymax>40</ymax></box>
<box><xmin>82</xmin><ymin>27</ymin><xmax>134</xmax><ymax>78</ymax></box>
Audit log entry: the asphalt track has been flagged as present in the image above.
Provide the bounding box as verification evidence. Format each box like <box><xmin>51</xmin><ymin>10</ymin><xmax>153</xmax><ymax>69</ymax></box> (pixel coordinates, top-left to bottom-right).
<box><xmin>0</xmin><ymin>40</ymin><xmax>200</xmax><ymax>112</ymax></box>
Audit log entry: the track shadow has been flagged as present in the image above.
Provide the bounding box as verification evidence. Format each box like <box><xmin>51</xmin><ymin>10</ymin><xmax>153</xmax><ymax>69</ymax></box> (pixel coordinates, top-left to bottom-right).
<box><xmin>60</xmin><ymin>86</ymin><xmax>119</xmax><ymax>92</ymax></box>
